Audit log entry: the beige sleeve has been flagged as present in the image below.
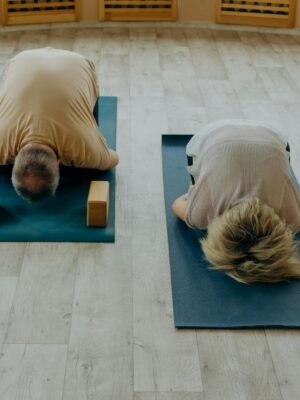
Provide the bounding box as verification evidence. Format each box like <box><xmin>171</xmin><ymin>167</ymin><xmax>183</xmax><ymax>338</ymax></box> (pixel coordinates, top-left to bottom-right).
<box><xmin>279</xmin><ymin>178</ymin><xmax>300</xmax><ymax>233</ymax></box>
<box><xmin>66</xmin><ymin>125</ymin><xmax>112</xmax><ymax>170</ymax></box>
<box><xmin>85</xmin><ymin>58</ymin><xmax>99</xmax><ymax>104</ymax></box>
<box><xmin>185</xmin><ymin>177</ymin><xmax>213</xmax><ymax>229</ymax></box>
<box><xmin>83</xmin><ymin>130</ymin><xmax>112</xmax><ymax>170</ymax></box>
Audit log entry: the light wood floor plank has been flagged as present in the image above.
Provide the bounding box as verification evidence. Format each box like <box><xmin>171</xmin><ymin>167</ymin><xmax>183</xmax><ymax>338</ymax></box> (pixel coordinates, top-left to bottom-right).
<box><xmin>63</xmin><ymin>240</ymin><xmax>133</xmax><ymax>400</ymax></box>
<box><xmin>101</xmin><ymin>28</ymin><xmax>129</xmax><ymax>55</ymax></box>
<box><xmin>266</xmin><ymin>331</ymin><xmax>300</xmax><ymax>400</ymax></box>
<box><xmin>0</xmin><ymin>344</ymin><xmax>67</xmax><ymax>400</ymax></box>
<box><xmin>157</xmin><ymin>35</ymin><xmax>207</xmax><ymax>131</ymax></box>
<box><xmin>5</xmin><ymin>244</ymin><xmax>79</xmax><ymax>344</ymax></box>
<box><xmin>164</xmin><ymin>94</ymin><xmax>207</xmax><ymax>133</ymax></box>
<box><xmin>214</xmin><ymin>31</ymin><xmax>258</xmax><ymax>82</ymax></box>
<box><xmin>196</xmin><ymin>330</ymin><xmax>284</xmax><ymax>400</ymax></box>
<box><xmin>130</xmin><ymin>96</ymin><xmax>168</xmax><ymax>195</ymax></box>
<box><xmin>129</xmin><ymin>28</ymin><xmax>157</xmax><ymax>48</ymax></box>
<box><xmin>198</xmin><ymin>79</ymin><xmax>243</xmax><ymax>121</ymax></box>
<box><xmin>264</xmin><ymin>33</ymin><xmax>300</xmax><ymax>54</ymax></box>
<box><xmin>281</xmin><ymin>54</ymin><xmax>300</xmax><ymax>86</ymax></box>
<box><xmin>156</xmin><ymin>28</ymin><xmax>188</xmax><ymax>50</ymax></box>
<box><xmin>47</xmin><ymin>29</ymin><xmax>76</xmax><ymax>50</ymax></box>
<box><xmin>0</xmin><ymin>32</ymin><xmax>20</xmax><ymax>55</ymax></box>
<box><xmin>73</xmin><ymin>28</ymin><xmax>102</xmax><ymax>64</ymax></box>
<box><xmin>15</xmin><ymin>30</ymin><xmax>48</xmax><ymax>51</ymax></box>
<box><xmin>0</xmin><ymin>243</ymin><xmax>26</xmax><ymax>276</ymax></box>
<box><xmin>184</xmin><ymin>28</ymin><xmax>217</xmax><ymax>51</ymax></box>
<box><xmin>190</xmin><ymin>47</ymin><xmax>228</xmax><ymax>80</ymax></box>
<box><xmin>238</xmin><ymin>31</ymin><xmax>283</xmax><ymax>68</ymax></box>
<box><xmin>134</xmin><ymin>392</ymin><xmax>204</xmax><ymax>400</ymax></box>
<box><xmin>0</xmin><ymin>277</ymin><xmax>18</xmax><ymax>347</ymax></box>
<box><xmin>185</xmin><ymin>29</ymin><xmax>228</xmax><ymax>80</ymax></box>
<box><xmin>130</xmin><ymin>46</ymin><xmax>164</xmax><ymax>97</ymax></box>
<box><xmin>98</xmin><ymin>53</ymin><xmax>130</xmax><ymax>97</ymax></box>
<box><xmin>231</xmin><ymin>79</ymin><xmax>269</xmax><ymax>101</ymax></box>
<box><xmin>114</xmin><ymin>117</ymin><xmax>133</xmax><ymax>238</ymax></box>
<box><xmin>133</xmin><ymin>194</ymin><xmax>202</xmax><ymax>392</ymax></box>
<box><xmin>257</xmin><ymin>67</ymin><xmax>300</xmax><ymax>106</ymax></box>
<box><xmin>240</xmin><ymin>99</ymin><xmax>285</xmax><ymax>132</ymax></box>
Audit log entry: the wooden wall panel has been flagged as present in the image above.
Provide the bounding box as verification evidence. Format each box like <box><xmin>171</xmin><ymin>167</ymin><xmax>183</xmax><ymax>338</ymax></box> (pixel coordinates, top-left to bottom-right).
<box><xmin>99</xmin><ymin>0</ymin><xmax>178</xmax><ymax>21</ymax></box>
<box><xmin>1</xmin><ymin>0</ymin><xmax>81</xmax><ymax>25</ymax></box>
<box><xmin>216</xmin><ymin>0</ymin><xmax>296</xmax><ymax>28</ymax></box>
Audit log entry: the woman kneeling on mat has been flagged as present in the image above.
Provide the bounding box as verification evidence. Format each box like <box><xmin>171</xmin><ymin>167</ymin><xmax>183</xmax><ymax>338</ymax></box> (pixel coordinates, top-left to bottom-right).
<box><xmin>172</xmin><ymin>120</ymin><xmax>300</xmax><ymax>284</ymax></box>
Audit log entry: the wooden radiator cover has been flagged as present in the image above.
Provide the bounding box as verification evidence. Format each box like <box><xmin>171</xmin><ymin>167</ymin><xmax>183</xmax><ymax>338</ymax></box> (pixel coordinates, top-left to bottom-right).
<box><xmin>216</xmin><ymin>0</ymin><xmax>296</xmax><ymax>28</ymax></box>
<box><xmin>1</xmin><ymin>0</ymin><xmax>81</xmax><ymax>25</ymax></box>
<box><xmin>99</xmin><ymin>0</ymin><xmax>178</xmax><ymax>21</ymax></box>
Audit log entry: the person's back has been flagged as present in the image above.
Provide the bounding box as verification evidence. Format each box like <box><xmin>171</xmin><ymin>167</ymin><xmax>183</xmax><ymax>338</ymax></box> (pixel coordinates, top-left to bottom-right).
<box><xmin>0</xmin><ymin>48</ymin><xmax>118</xmax><ymax>201</ymax></box>
<box><xmin>172</xmin><ymin>120</ymin><xmax>300</xmax><ymax>284</ymax></box>
<box><xmin>1</xmin><ymin>47</ymin><xmax>97</xmax><ymax>117</ymax></box>
<box><xmin>185</xmin><ymin>123</ymin><xmax>300</xmax><ymax>233</ymax></box>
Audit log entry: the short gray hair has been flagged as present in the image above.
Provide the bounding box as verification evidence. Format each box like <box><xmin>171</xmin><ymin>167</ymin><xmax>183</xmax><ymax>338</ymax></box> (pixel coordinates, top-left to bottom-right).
<box><xmin>12</xmin><ymin>146</ymin><xmax>59</xmax><ymax>202</ymax></box>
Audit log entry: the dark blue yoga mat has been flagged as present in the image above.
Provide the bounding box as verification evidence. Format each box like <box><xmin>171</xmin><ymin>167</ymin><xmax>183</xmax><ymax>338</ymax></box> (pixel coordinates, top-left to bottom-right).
<box><xmin>162</xmin><ymin>134</ymin><xmax>300</xmax><ymax>328</ymax></box>
<box><xmin>0</xmin><ymin>97</ymin><xmax>117</xmax><ymax>242</ymax></box>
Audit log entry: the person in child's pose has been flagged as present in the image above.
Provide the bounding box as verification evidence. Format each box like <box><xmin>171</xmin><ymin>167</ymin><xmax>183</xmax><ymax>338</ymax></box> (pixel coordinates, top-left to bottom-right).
<box><xmin>172</xmin><ymin>120</ymin><xmax>300</xmax><ymax>284</ymax></box>
<box><xmin>0</xmin><ymin>47</ymin><xmax>118</xmax><ymax>202</ymax></box>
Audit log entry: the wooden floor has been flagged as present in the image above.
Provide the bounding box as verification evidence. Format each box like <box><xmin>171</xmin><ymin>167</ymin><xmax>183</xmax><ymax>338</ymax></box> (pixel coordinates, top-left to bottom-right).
<box><xmin>0</xmin><ymin>26</ymin><xmax>300</xmax><ymax>400</ymax></box>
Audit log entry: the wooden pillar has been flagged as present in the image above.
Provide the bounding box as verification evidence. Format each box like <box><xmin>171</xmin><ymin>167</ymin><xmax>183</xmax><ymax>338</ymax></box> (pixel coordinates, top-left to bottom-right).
<box><xmin>81</xmin><ymin>0</ymin><xmax>99</xmax><ymax>21</ymax></box>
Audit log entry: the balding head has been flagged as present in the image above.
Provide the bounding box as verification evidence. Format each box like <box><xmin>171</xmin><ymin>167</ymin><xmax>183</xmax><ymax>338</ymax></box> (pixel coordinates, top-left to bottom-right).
<box><xmin>12</xmin><ymin>144</ymin><xmax>59</xmax><ymax>202</ymax></box>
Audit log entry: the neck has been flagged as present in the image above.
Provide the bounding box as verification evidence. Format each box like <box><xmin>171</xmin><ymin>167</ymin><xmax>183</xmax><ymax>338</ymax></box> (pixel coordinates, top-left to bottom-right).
<box><xmin>20</xmin><ymin>143</ymin><xmax>58</xmax><ymax>161</ymax></box>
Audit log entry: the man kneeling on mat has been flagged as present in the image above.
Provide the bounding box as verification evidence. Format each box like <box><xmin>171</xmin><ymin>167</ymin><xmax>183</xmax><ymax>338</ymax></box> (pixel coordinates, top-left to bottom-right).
<box><xmin>172</xmin><ymin>120</ymin><xmax>300</xmax><ymax>284</ymax></box>
<box><xmin>0</xmin><ymin>47</ymin><xmax>118</xmax><ymax>202</ymax></box>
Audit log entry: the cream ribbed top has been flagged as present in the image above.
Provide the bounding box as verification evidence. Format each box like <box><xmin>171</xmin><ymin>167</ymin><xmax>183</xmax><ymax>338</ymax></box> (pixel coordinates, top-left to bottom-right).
<box><xmin>0</xmin><ymin>48</ymin><xmax>111</xmax><ymax>169</ymax></box>
<box><xmin>185</xmin><ymin>121</ymin><xmax>300</xmax><ymax>232</ymax></box>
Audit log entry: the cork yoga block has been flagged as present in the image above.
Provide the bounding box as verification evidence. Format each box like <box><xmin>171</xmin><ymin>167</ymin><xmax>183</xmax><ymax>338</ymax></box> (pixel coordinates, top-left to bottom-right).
<box><xmin>87</xmin><ymin>181</ymin><xmax>109</xmax><ymax>227</ymax></box>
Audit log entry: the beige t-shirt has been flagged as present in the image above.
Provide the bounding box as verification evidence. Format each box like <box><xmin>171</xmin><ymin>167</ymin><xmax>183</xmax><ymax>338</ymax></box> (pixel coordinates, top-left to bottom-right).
<box><xmin>185</xmin><ymin>123</ymin><xmax>300</xmax><ymax>233</ymax></box>
<box><xmin>0</xmin><ymin>47</ymin><xmax>111</xmax><ymax>169</ymax></box>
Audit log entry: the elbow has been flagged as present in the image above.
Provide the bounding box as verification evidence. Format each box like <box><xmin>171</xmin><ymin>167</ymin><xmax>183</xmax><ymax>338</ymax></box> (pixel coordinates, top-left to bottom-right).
<box><xmin>111</xmin><ymin>151</ymin><xmax>119</xmax><ymax>168</ymax></box>
<box><xmin>172</xmin><ymin>197</ymin><xmax>188</xmax><ymax>222</ymax></box>
<box><xmin>101</xmin><ymin>150</ymin><xmax>119</xmax><ymax>170</ymax></box>
<box><xmin>108</xmin><ymin>151</ymin><xmax>119</xmax><ymax>169</ymax></box>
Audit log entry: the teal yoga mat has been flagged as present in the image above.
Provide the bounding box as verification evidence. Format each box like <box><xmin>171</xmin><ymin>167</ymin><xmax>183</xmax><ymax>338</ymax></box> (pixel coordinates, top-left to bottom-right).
<box><xmin>0</xmin><ymin>97</ymin><xmax>117</xmax><ymax>242</ymax></box>
<box><xmin>162</xmin><ymin>134</ymin><xmax>300</xmax><ymax>328</ymax></box>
